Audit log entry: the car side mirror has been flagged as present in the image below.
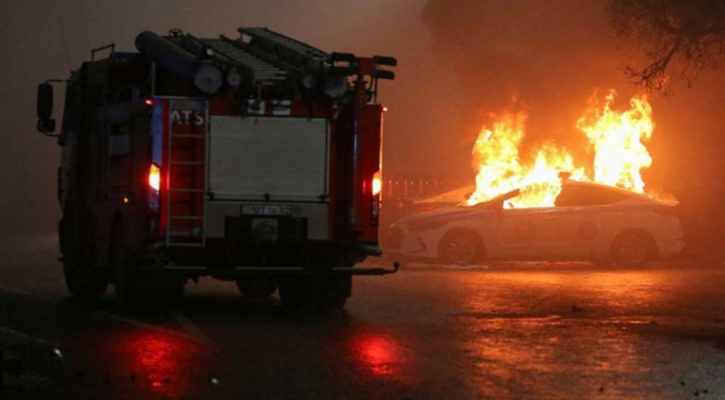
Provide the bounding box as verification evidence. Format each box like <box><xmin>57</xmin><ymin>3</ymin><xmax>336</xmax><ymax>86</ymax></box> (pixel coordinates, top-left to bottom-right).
<box><xmin>37</xmin><ymin>83</ymin><xmax>56</xmax><ymax>134</ymax></box>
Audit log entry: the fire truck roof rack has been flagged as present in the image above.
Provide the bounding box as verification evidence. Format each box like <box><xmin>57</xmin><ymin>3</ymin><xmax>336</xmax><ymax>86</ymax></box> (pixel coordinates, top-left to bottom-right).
<box><xmin>139</xmin><ymin>28</ymin><xmax>396</xmax><ymax>98</ymax></box>
<box><xmin>238</xmin><ymin>27</ymin><xmax>329</xmax><ymax>64</ymax></box>
<box><xmin>169</xmin><ymin>34</ymin><xmax>288</xmax><ymax>86</ymax></box>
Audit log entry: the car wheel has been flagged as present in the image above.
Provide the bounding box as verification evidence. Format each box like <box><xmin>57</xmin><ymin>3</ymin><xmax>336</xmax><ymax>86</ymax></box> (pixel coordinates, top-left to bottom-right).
<box><xmin>438</xmin><ymin>230</ymin><xmax>483</xmax><ymax>265</ymax></box>
<box><xmin>610</xmin><ymin>230</ymin><xmax>656</xmax><ymax>267</ymax></box>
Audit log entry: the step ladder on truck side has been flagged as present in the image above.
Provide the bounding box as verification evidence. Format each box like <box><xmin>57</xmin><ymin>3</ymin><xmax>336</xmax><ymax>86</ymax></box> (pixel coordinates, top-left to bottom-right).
<box><xmin>165</xmin><ymin>98</ymin><xmax>208</xmax><ymax>247</ymax></box>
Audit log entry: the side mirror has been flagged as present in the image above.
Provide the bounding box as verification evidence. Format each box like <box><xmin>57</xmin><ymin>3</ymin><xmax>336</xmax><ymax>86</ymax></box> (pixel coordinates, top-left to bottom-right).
<box><xmin>37</xmin><ymin>83</ymin><xmax>53</xmax><ymax>119</ymax></box>
<box><xmin>37</xmin><ymin>118</ymin><xmax>56</xmax><ymax>133</ymax></box>
<box><xmin>37</xmin><ymin>83</ymin><xmax>56</xmax><ymax>134</ymax></box>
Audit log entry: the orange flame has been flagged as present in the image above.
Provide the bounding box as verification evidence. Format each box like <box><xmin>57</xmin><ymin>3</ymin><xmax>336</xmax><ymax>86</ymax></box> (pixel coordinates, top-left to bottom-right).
<box><xmin>577</xmin><ymin>91</ymin><xmax>653</xmax><ymax>193</ymax></box>
<box><xmin>468</xmin><ymin>91</ymin><xmax>655</xmax><ymax>207</ymax></box>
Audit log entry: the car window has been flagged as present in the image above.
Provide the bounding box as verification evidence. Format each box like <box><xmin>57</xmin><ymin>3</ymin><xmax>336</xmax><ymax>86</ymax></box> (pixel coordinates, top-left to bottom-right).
<box><xmin>555</xmin><ymin>185</ymin><xmax>631</xmax><ymax>207</ymax></box>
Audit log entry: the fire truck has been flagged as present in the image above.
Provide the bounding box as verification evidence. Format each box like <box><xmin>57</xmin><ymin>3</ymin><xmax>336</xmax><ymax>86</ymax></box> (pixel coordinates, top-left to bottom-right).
<box><xmin>35</xmin><ymin>28</ymin><xmax>398</xmax><ymax>308</ymax></box>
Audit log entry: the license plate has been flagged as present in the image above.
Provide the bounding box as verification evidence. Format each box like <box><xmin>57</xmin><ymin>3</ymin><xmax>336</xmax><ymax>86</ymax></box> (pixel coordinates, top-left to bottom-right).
<box><xmin>241</xmin><ymin>204</ymin><xmax>292</xmax><ymax>216</ymax></box>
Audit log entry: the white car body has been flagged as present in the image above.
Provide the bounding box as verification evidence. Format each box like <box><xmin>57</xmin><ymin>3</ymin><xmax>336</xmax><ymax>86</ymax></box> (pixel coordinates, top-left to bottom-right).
<box><xmin>387</xmin><ymin>180</ymin><xmax>684</xmax><ymax>265</ymax></box>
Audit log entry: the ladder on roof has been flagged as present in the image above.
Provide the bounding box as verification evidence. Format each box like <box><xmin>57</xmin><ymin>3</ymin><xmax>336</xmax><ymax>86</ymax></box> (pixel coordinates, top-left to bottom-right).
<box><xmin>165</xmin><ymin>99</ymin><xmax>208</xmax><ymax>247</ymax></box>
<box><xmin>238</xmin><ymin>27</ymin><xmax>329</xmax><ymax>63</ymax></box>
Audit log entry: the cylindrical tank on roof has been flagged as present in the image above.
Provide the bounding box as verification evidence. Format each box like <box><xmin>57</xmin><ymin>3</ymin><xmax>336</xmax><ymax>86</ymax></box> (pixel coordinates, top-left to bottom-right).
<box><xmin>135</xmin><ymin>31</ymin><xmax>222</xmax><ymax>95</ymax></box>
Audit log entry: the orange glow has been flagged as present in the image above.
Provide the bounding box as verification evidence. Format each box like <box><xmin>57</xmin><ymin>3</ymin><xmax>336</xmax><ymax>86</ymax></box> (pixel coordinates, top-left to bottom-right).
<box><xmin>149</xmin><ymin>163</ymin><xmax>161</xmax><ymax>191</ymax></box>
<box><xmin>467</xmin><ymin>91</ymin><xmax>656</xmax><ymax>207</ymax></box>
<box><xmin>372</xmin><ymin>170</ymin><xmax>383</xmax><ymax>196</ymax></box>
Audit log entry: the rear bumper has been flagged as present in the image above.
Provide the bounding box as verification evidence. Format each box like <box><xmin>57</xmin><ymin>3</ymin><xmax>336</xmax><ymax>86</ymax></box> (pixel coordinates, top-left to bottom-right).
<box><xmin>135</xmin><ymin>239</ymin><xmax>396</xmax><ymax>277</ymax></box>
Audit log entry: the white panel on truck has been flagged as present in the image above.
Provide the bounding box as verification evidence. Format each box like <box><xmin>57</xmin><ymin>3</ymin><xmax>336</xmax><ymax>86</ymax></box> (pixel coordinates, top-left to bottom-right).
<box><xmin>209</xmin><ymin>116</ymin><xmax>329</xmax><ymax>201</ymax></box>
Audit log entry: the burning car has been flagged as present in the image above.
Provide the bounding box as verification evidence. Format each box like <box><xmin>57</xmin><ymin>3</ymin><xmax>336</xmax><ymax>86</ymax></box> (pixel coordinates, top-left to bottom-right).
<box><xmin>386</xmin><ymin>179</ymin><xmax>684</xmax><ymax>266</ymax></box>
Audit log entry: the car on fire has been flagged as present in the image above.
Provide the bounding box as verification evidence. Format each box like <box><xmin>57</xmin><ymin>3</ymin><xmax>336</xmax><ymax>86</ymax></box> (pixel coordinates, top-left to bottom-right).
<box><xmin>386</xmin><ymin>179</ymin><xmax>684</xmax><ymax>266</ymax></box>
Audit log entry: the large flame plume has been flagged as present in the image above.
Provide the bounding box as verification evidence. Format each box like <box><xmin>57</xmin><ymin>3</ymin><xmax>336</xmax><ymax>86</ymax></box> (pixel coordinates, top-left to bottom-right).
<box><xmin>468</xmin><ymin>90</ymin><xmax>654</xmax><ymax>208</ymax></box>
<box><xmin>577</xmin><ymin>91</ymin><xmax>653</xmax><ymax>193</ymax></box>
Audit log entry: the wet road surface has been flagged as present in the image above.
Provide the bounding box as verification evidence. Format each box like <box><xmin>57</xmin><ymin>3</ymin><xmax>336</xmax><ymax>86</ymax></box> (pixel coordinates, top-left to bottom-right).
<box><xmin>2</xmin><ymin>234</ymin><xmax>725</xmax><ymax>399</ymax></box>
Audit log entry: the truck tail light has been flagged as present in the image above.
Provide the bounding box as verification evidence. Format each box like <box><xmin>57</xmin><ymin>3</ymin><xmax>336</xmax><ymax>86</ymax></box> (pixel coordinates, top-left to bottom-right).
<box><xmin>371</xmin><ymin>170</ymin><xmax>382</xmax><ymax>227</ymax></box>
<box><xmin>147</xmin><ymin>162</ymin><xmax>163</xmax><ymax>235</ymax></box>
<box><xmin>148</xmin><ymin>163</ymin><xmax>161</xmax><ymax>191</ymax></box>
<box><xmin>372</xmin><ymin>170</ymin><xmax>382</xmax><ymax>197</ymax></box>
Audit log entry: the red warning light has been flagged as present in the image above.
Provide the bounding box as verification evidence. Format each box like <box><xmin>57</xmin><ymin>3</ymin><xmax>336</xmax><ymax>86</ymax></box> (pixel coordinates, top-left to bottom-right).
<box><xmin>145</xmin><ymin>98</ymin><xmax>154</xmax><ymax>106</ymax></box>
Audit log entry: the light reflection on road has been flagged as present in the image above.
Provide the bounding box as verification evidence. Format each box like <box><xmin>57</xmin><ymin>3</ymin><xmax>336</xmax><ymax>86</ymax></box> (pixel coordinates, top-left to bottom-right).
<box><xmin>349</xmin><ymin>333</ymin><xmax>404</xmax><ymax>377</ymax></box>
<box><xmin>112</xmin><ymin>331</ymin><xmax>202</xmax><ymax>398</ymax></box>
<box><xmin>442</xmin><ymin>267</ymin><xmax>725</xmax><ymax>399</ymax></box>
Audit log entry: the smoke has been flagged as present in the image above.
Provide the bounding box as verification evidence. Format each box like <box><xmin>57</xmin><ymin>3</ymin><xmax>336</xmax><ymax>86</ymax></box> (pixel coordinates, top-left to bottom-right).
<box><xmin>421</xmin><ymin>0</ymin><xmax>632</xmax><ymax>165</ymax></box>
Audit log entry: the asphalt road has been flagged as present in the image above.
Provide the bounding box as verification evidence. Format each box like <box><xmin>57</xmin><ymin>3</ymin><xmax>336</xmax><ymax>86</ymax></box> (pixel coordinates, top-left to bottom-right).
<box><xmin>2</xmin><ymin>234</ymin><xmax>725</xmax><ymax>399</ymax></box>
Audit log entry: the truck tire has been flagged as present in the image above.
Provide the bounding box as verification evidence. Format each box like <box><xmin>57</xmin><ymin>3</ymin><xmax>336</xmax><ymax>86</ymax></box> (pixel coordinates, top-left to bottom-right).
<box><xmin>318</xmin><ymin>276</ymin><xmax>351</xmax><ymax>309</ymax></box>
<box><xmin>110</xmin><ymin>223</ymin><xmax>144</xmax><ymax>304</ymax></box>
<box><xmin>278</xmin><ymin>276</ymin><xmax>350</xmax><ymax>310</ymax></box>
<box><xmin>278</xmin><ymin>278</ymin><xmax>305</xmax><ymax>308</ymax></box>
<box><xmin>60</xmin><ymin>206</ymin><xmax>108</xmax><ymax>301</ymax></box>
<box><xmin>63</xmin><ymin>263</ymin><xmax>108</xmax><ymax>301</ymax></box>
<box><xmin>151</xmin><ymin>277</ymin><xmax>186</xmax><ymax>305</ymax></box>
<box><xmin>111</xmin><ymin>221</ymin><xmax>186</xmax><ymax>305</ymax></box>
<box><xmin>235</xmin><ymin>279</ymin><xmax>277</xmax><ymax>299</ymax></box>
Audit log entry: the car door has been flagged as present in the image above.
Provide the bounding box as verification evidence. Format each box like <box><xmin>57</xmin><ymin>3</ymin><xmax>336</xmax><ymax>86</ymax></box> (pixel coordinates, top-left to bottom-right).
<box><xmin>493</xmin><ymin>206</ymin><xmax>550</xmax><ymax>259</ymax></box>
<box><xmin>551</xmin><ymin>183</ymin><xmax>635</xmax><ymax>259</ymax></box>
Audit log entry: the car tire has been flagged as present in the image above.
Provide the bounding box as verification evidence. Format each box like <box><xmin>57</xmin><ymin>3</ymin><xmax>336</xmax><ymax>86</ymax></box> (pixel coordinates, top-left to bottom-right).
<box><xmin>438</xmin><ymin>229</ymin><xmax>484</xmax><ymax>265</ymax></box>
<box><xmin>610</xmin><ymin>230</ymin><xmax>656</xmax><ymax>267</ymax></box>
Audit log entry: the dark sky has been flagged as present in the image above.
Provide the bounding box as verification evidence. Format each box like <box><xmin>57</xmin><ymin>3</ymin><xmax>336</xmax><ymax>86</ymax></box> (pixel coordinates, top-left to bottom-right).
<box><xmin>2</xmin><ymin>0</ymin><xmax>725</xmax><ymax>236</ymax></box>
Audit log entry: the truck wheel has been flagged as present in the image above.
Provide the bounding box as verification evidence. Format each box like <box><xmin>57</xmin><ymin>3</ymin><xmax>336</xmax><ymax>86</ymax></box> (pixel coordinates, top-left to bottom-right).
<box><xmin>315</xmin><ymin>276</ymin><xmax>350</xmax><ymax>309</ymax></box>
<box><xmin>278</xmin><ymin>278</ymin><xmax>305</xmax><ymax>308</ymax></box>
<box><xmin>278</xmin><ymin>276</ymin><xmax>350</xmax><ymax>310</ymax></box>
<box><xmin>61</xmin><ymin>207</ymin><xmax>107</xmax><ymax>301</ymax></box>
<box><xmin>235</xmin><ymin>279</ymin><xmax>277</xmax><ymax>299</ymax></box>
<box><xmin>153</xmin><ymin>277</ymin><xmax>186</xmax><ymax>305</ymax></box>
<box><xmin>110</xmin><ymin>221</ymin><xmax>151</xmax><ymax>305</ymax></box>
<box><xmin>63</xmin><ymin>262</ymin><xmax>108</xmax><ymax>301</ymax></box>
